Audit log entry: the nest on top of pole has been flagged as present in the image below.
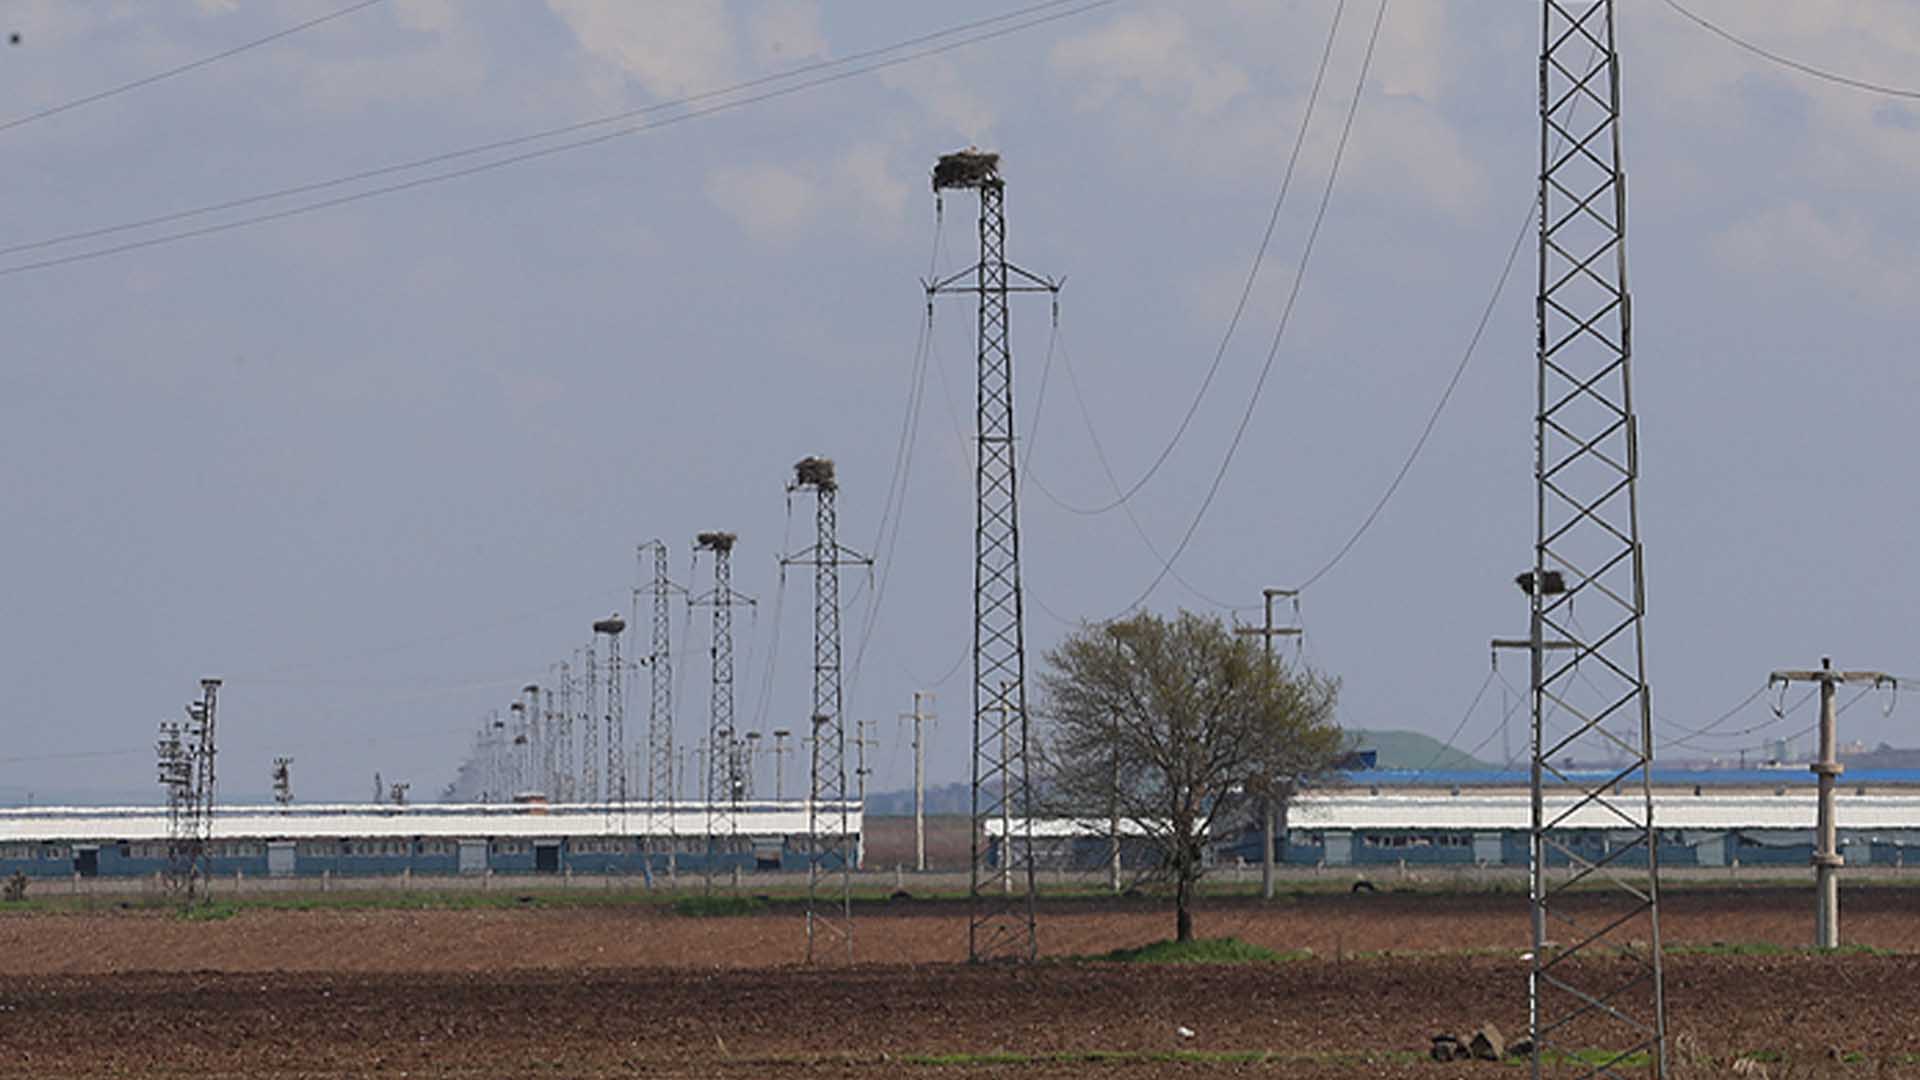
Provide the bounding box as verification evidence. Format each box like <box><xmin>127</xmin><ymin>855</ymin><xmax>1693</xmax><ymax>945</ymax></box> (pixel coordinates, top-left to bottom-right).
<box><xmin>932</xmin><ymin>148</ymin><xmax>1000</xmax><ymax>190</ymax></box>
<box><xmin>793</xmin><ymin>456</ymin><xmax>836</xmax><ymax>491</ymax></box>
<box><xmin>695</xmin><ymin>531</ymin><xmax>737</xmax><ymax>552</ymax></box>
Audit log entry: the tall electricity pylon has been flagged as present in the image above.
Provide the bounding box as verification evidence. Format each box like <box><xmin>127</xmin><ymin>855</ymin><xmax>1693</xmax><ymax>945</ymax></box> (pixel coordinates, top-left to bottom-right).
<box><xmin>593</xmin><ymin>615</ymin><xmax>627</xmax><ymax>819</ymax></box>
<box><xmin>928</xmin><ymin>149</ymin><xmax>1058</xmax><ymax>963</ymax></box>
<box><xmin>1527</xmin><ymin>4</ymin><xmax>1666</xmax><ymax>1075</ymax></box>
<box><xmin>581</xmin><ymin>640</ymin><xmax>600</xmax><ymax>804</ymax></box>
<box><xmin>783</xmin><ymin>457</ymin><xmax>873</xmax><ymax>964</ymax></box>
<box><xmin>555</xmin><ymin>660</ymin><xmax>575</xmax><ymax>802</ymax></box>
<box><xmin>693</xmin><ymin>532</ymin><xmax>754</xmax><ymax>880</ymax></box>
<box><xmin>639</xmin><ymin>540</ymin><xmax>684</xmax><ymax>877</ymax></box>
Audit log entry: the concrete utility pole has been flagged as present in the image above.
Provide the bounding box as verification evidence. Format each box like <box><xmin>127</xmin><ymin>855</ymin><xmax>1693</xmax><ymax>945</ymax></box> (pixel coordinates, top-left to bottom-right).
<box><xmin>772</xmin><ymin>729</ymin><xmax>791</xmax><ymax>801</ymax></box>
<box><xmin>1234</xmin><ymin>589</ymin><xmax>1300</xmax><ymax>900</ymax></box>
<box><xmin>1768</xmin><ymin>658</ymin><xmax>1894</xmax><ymax>949</ymax></box>
<box><xmin>902</xmin><ymin>693</ymin><xmax>933</xmax><ymax>872</ymax></box>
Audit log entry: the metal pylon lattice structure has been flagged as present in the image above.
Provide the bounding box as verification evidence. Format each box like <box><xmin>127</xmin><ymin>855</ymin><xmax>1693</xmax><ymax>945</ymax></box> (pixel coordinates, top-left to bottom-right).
<box><xmin>555</xmin><ymin>661</ymin><xmax>575</xmax><ymax>802</ymax></box>
<box><xmin>928</xmin><ymin>150</ymin><xmax>1058</xmax><ymax>963</ymax></box>
<box><xmin>1529</xmin><ymin>4</ymin><xmax>1666</xmax><ymax>1075</ymax></box>
<box><xmin>594</xmin><ymin>615</ymin><xmax>628</xmax><ymax>819</ymax></box>
<box><xmin>581</xmin><ymin>642</ymin><xmax>600</xmax><ymax>804</ymax></box>
<box><xmin>693</xmin><ymin>532</ymin><xmax>754</xmax><ymax>877</ymax></box>
<box><xmin>782</xmin><ymin>457</ymin><xmax>872</xmax><ymax>964</ymax></box>
<box><xmin>640</xmin><ymin>540</ymin><xmax>683</xmax><ymax>875</ymax></box>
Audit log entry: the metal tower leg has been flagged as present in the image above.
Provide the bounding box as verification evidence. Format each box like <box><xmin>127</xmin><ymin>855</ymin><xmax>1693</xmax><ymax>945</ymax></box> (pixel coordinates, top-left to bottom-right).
<box><xmin>1530</xmin><ymin>4</ymin><xmax>1666</xmax><ymax>1075</ymax></box>
<box><xmin>928</xmin><ymin>152</ymin><xmax>1057</xmax><ymax>964</ymax></box>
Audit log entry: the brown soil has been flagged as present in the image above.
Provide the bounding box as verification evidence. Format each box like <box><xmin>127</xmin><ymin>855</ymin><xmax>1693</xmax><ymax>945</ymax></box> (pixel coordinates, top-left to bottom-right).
<box><xmin>2</xmin><ymin>887</ymin><xmax>1916</xmax><ymax>1077</ymax></box>
<box><xmin>5</xmin><ymin>885</ymin><xmax>1918</xmax><ymax>974</ymax></box>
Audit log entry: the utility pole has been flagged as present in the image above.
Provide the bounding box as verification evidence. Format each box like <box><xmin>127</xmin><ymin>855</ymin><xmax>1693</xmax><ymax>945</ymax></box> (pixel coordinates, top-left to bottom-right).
<box><xmin>902</xmin><ymin>693</ymin><xmax>933</xmax><ymax>872</ymax></box>
<box><xmin>773</xmin><ymin>729</ymin><xmax>791</xmax><ymax>802</ymax></box>
<box><xmin>693</xmin><ymin>532</ymin><xmax>754</xmax><ymax>885</ymax></box>
<box><xmin>555</xmin><ymin>661</ymin><xmax>575</xmax><ymax>802</ymax></box>
<box><xmin>1235</xmin><ymin>589</ymin><xmax>1301</xmax><ymax>901</ymax></box>
<box><xmin>582</xmin><ymin>640</ymin><xmax>599</xmax><ymax>804</ymax></box>
<box><xmin>783</xmin><ymin>457</ymin><xmax>872</xmax><ymax>964</ymax></box>
<box><xmin>640</xmin><ymin>540</ymin><xmax>683</xmax><ymax>878</ymax></box>
<box><xmin>929</xmin><ymin>149</ymin><xmax>1059</xmax><ymax>964</ymax></box>
<box><xmin>1767</xmin><ymin>658</ymin><xmax>1894</xmax><ymax>949</ymax></box>
<box><xmin>1528</xmin><ymin>5</ymin><xmax>1666</xmax><ymax>1073</ymax></box>
<box><xmin>594</xmin><ymin>614</ymin><xmax>627</xmax><ymax>819</ymax></box>
<box><xmin>854</xmin><ymin>715</ymin><xmax>878</xmax><ymax>813</ymax></box>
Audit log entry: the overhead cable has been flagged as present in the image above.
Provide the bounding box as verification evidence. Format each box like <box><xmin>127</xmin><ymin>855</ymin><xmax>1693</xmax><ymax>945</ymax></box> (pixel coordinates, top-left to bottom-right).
<box><xmin>1662</xmin><ymin>0</ymin><xmax>1920</xmax><ymax>101</ymax></box>
<box><xmin>1292</xmin><ymin>195</ymin><xmax>1529</xmax><ymax>593</ymax></box>
<box><xmin>0</xmin><ymin>0</ymin><xmax>1119</xmax><ymax>278</ymax></box>
<box><xmin>1034</xmin><ymin>0</ymin><xmax>1348</xmax><ymax>517</ymax></box>
<box><xmin>1107</xmin><ymin>0</ymin><xmax>1389</xmax><ymax>619</ymax></box>
<box><xmin>0</xmin><ymin>0</ymin><xmax>387</xmax><ymax>137</ymax></box>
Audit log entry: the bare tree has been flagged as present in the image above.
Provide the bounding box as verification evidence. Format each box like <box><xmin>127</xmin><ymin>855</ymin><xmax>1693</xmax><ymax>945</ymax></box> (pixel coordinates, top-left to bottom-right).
<box><xmin>1037</xmin><ymin>610</ymin><xmax>1342</xmax><ymax>942</ymax></box>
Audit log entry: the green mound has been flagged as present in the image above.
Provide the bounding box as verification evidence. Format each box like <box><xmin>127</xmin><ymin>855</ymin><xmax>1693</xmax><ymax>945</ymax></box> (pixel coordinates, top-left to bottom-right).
<box><xmin>1102</xmin><ymin>937</ymin><xmax>1307</xmax><ymax>965</ymax></box>
<box><xmin>1347</xmin><ymin>728</ymin><xmax>1498</xmax><ymax>772</ymax></box>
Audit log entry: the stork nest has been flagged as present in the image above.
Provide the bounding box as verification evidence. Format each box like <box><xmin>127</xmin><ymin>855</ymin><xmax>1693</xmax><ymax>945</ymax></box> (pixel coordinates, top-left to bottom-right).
<box><xmin>932</xmin><ymin>149</ymin><xmax>1000</xmax><ymax>190</ymax></box>
<box><xmin>696</xmin><ymin>531</ymin><xmax>737</xmax><ymax>552</ymax></box>
<box><xmin>794</xmin><ymin>456</ymin><xmax>836</xmax><ymax>490</ymax></box>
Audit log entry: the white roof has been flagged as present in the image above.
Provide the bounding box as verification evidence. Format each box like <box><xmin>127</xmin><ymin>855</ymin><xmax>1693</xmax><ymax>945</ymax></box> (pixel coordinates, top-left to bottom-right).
<box><xmin>994</xmin><ymin>792</ymin><xmax>1920</xmax><ymax>836</ymax></box>
<box><xmin>0</xmin><ymin>801</ymin><xmax>860</xmax><ymax>843</ymax></box>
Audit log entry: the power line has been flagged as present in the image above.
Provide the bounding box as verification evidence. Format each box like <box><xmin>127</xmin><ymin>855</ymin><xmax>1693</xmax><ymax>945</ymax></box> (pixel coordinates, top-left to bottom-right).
<box><xmin>1413</xmin><ymin>666</ymin><xmax>1496</xmax><ymax>776</ymax></box>
<box><xmin>0</xmin><ymin>0</ymin><xmax>1119</xmax><ymax>278</ymax></box>
<box><xmin>1108</xmin><ymin>0</ymin><xmax>1389</xmax><ymax>618</ymax></box>
<box><xmin>1662</xmin><ymin>0</ymin><xmax>1920</xmax><ymax>101</ymax></box>
<box><xmin>0</xmin><ymin>0</ymin><xmax>387</xmax><ymax>137</ymax></box>
<box><xmin>1029</xmin><ymin>318</ymin><xmax>1250</xmax><ymax>611</ymax></box>
<box><xmin>1031</xmin><ymin>0</ymin><xmax>1349</xmax><ymax>518</ymax></box>
<box><xmin>1292</xmin><ymin>193</ymin><xmax>1530</xmax><ymax>592</ymax></box>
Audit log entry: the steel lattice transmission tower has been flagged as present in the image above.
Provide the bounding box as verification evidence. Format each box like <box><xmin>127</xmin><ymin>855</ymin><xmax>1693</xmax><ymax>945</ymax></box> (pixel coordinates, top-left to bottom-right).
<box><xmin>581</xmin><ymin>641</ymin><xmax>600</xmax><ymax>803</ymax></box>
<box><xmin>594</xmin><ymin>615</ymin><xmax>628</xmax><ymax>817</ymax></box>
<box><xmin>693</xmin><ymin>532</ymin><xmax>754</xmax><ymax>875</ymax></box>
<box><xmin>639</xmin><ymin>540</ymin><xmax>683</xmax><ymax>876</ymax></box>
<box><xmin>782</xmin><ymin>457</ymin><xmax>872</xmax><ymax>963</ymax></box>
<box><xmin>554</xmin><ymin>661</ymin><xmax>575</xmax><ymax>802</ymax></box>
<box><xmin>1527</xmin><ymin>4</ymin><xmax>1666</xmax><ymax>1075</ymax></box>
<box><xmin>928</xmin><ymin>150</ymin><xmax>1058</xmax><ymax>963</ymax></box>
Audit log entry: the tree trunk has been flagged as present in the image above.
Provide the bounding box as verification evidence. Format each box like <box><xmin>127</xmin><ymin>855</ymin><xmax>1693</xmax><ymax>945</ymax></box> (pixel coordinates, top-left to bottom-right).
<box><xmin>1175</xmin><ymin>874</ymin><xmax>1194</xmax><ymax>942</ymax></box>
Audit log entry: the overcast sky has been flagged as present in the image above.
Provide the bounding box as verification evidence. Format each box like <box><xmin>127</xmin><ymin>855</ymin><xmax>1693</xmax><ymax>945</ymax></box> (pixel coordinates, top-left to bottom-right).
<box><xmin>3</xmin><ymin>0</ymin><xmax>1918</xmax><ymax>805</ymax></box>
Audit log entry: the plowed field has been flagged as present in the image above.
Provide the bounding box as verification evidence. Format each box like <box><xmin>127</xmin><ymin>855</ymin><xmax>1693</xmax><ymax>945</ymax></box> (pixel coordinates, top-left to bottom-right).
<box><xmin>2</xmin><ymin>886</ymin><xmax>1915</xmax><ymax>1077</ymax></box>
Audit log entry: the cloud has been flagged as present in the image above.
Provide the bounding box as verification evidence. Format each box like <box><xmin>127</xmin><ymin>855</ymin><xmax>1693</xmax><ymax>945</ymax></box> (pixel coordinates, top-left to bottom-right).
<box><xmin>879</xmin><ymin>55</ymin><xmax>996</xmax><ymax>143</ymax></box>
<box><xmin>706</xmin><ymin>162</ymin><xmax>818</xmax><ymax>240</ymax></box>
<box><xmin>545</xmin><ymin>1</ymin><xmax>736</xmax><ymax>99</ymax></box>
<box><xmin>747</xmin><ymin>0</ymin><xmax>826</xmax><ymax>67</ymax></box>
<box><xmin>836</xmin><ymin>143</ymin><xmax>910</xmax><ymax>230</ymax></box>
<box><xmin>704</xmin><ymin>144</ymin><xmax>912</xmax><ymax>243</ymax></box>
<box><xmin>1049</xmin><ymin>8</ymin><xmax>1249</xmax><ymax>116</ymax></box>
<box><xmin>1711</xmin><ymin>202</ymin><xmax>1915</xmax><ymax>309</ymax></box>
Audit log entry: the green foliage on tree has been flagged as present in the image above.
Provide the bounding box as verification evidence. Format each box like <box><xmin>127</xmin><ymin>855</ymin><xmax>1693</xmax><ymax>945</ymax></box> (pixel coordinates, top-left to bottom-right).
<box><xmin>1037</xmin><ymin>610</ymin><xmax>1342</xmax><ymax>942</ymax></box>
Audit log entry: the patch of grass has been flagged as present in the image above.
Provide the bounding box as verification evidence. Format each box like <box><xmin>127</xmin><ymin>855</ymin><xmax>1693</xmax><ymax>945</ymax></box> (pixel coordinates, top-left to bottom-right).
<box><xmin>179</xmin><ymin>901</ymin><xmax>240</xmax><ymax>922</ymax></box>
<box><xmin>1101</xmin><ymin>936</ymin><xmax>1308</xmax><ymax>965</ymax></box>
<box><xmin>1548</xmin><ymin>1048</ymin><xmax>1653</xmax><ymax>1069</ymax></box>
<box><xmin>670</xmin><ymin>894</ymin><xmax>767</xmax><ymax>917</ymax></box>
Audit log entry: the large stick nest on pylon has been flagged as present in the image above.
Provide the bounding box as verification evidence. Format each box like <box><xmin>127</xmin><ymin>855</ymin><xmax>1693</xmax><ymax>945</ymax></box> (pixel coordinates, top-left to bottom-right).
<box><xmin>932</xmin><ymin>149</ymin><xmax>999</xmax><ymax>190</ymax></box>
<box><xmin>793</xmin><ymin>456</ymin><xmax>836</xmax><ymax>490</ymax></box>
<box><xmin>696</xmin><ymin>531</ymin><xmax>737</xmax><ymax>552</ymax></box>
